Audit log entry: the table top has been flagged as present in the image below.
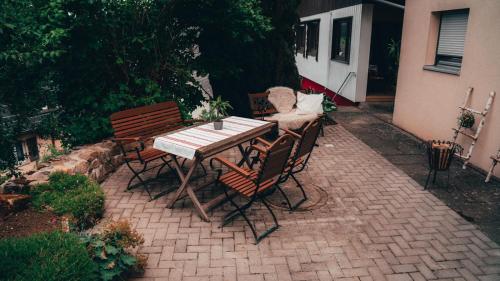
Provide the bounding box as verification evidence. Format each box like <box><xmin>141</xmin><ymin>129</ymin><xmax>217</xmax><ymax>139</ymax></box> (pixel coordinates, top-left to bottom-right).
<box><xmin>153</xmin><ymin>116</ymin><xmax>274</xmax><ymax>159</ymax></box>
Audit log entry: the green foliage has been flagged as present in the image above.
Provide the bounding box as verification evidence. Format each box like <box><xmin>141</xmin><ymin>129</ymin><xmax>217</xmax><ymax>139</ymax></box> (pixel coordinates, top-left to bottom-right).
<box><xmin>458</xmin><ymin>111</ymin><xmax>475</xmax><ymax>128</ymax></box>
<box><xmin>81</xmin><ymin>220</ymin><xmax>146</xmax><ymax>281</ymax></box>
<box><xmin>1</xmin><ymin>0</ymin><xmax>204</xmax><ymax>146</ymax></box>
<box><xmin>387</xmin><ymin>38</ymin><xmax>401</xmax><ymax>89</ymax></box>
<box><xmin>179</xmin><ymin>0</ymin><xmax>301</xmax><ymax>116</ymax></box>
<box><xmin>200</xmin><ymin>96</ymin><xmax>233</xmax><ymax>122</ymax></box>
<box><xmin>0</xmin><ymin>231</ymin><xmax>98</xmax><ymax>281</ymax></box>
<box><xmin>31</xmin><ymin>172</ymin><xmax>105</xmax><ymax>230</ymax></box>
<box><xmin>0</xmin><ymin>0</ymin><xmax>298</xmax><ymax>151</ymax></box>
<box><xmin>323</xmin><ymin>96</ymin><xmax>338</xmax><ymax>113</ymax></box>
<box><xmin>0</xmin><ymin>118</ymin><xmax>19</xmax><ymax>178</ymax></box>
<box><xmin>40</xmin><ymin>144</ymin><xmax>68</xmax><ymax>163</ymax></box>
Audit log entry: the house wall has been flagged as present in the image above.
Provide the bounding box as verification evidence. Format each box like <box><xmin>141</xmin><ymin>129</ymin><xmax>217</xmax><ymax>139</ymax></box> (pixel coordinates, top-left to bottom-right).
<box><xmin>393</xmin><ymin>0</ymin><xmax>500</xmax><ymax>177</ymax></box>
<box><xmin>295</xmin><ymin>4</ymin><xmax>373</xmax><ymax>102</ymax></box>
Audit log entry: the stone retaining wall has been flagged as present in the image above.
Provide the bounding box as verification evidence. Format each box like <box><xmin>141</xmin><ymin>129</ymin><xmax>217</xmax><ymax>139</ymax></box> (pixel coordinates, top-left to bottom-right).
<box><xmin>24</xmin><ymin>140</ymin><xmax>124</xmax><ymax>186</ymax></box>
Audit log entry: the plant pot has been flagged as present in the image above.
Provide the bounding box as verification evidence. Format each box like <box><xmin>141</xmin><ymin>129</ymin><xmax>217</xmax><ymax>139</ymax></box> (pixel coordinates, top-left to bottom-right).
<box><xmin>213</xmin><ymin>120</ymin><xmax>223</xmax><ymax>130</ymax></box>
<box><xmin>458</xmin><ymin>112</ymin><xmax>475</xmax><ymax>128</ymax></box>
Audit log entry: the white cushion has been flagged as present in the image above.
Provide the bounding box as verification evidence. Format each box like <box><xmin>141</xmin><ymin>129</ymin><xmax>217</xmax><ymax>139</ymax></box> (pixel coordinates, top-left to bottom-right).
<box><xmin>267</xmin><ymin>87</ymin><xmax>296</xmax><ymax>113</ymax></box>
<box><xmin>296</xmin><ymin>92</ymin><xmax>324</xmax><ymax>115</ymax></box>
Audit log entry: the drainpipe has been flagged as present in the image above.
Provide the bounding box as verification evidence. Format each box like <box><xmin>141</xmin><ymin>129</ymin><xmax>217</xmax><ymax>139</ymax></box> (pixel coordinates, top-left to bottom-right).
<box><xmin>371</xmin><ymin>0</ymin><xmax>405</xmax><ymax>10</ymax></box>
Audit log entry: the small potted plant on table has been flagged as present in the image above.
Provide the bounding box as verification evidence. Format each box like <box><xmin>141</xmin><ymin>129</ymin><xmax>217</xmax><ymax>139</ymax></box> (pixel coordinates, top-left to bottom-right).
<box><xmin>201</xmin><ymin>96</ymin><xmax>233</xmax><ymax>130</ymax></box>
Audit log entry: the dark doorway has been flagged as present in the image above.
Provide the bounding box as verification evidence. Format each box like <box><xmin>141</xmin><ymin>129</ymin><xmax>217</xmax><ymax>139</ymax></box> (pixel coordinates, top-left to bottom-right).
<box><xmin>366</xmin><ymin>4</ymin><xmax>404</xmax><ymax>102</ymax></box>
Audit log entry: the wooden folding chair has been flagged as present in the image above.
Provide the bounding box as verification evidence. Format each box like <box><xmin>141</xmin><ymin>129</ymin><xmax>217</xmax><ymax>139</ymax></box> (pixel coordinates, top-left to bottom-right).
<box><xmin>252</xmin><ymin>117</ymin><xmax>322</xmax><ymax>210</ymax></box>
<box><xmin>210</xmin><ymin>134</ymin><xmax>295</xmax><ymax>243</ymax></box>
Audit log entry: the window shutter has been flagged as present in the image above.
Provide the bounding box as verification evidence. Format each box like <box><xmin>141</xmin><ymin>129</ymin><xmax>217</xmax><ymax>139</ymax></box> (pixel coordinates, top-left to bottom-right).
<box><xmin>437</xmin><ymin>11</ymin><xmax>469</xmax><ymax>57</ymax></box>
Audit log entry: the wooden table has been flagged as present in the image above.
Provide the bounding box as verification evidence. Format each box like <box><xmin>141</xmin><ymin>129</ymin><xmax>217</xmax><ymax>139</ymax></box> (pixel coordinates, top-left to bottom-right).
<box><xmin>153</xmin><ymin>116</ymin><xmax>275</xmax><ymax>221</ymax></box>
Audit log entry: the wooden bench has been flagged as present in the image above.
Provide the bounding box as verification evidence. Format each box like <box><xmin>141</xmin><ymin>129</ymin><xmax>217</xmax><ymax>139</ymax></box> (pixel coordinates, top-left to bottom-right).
<box><xmin>248</xmin><ymin>91</ymin><xmax>278</xmax><ymax>119</ymax></box>
<box><xmin>110</xmin><ymin>101</ymin><xmax>196</xmax><ymax>200</ymax></box>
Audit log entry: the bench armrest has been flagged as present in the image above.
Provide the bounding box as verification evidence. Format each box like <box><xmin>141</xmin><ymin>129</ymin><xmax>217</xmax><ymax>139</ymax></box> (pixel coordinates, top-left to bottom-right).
<box><xmin>211</xmin><ymin>157</ymin><xmax>252</xmax><ymax>177</ymax></box>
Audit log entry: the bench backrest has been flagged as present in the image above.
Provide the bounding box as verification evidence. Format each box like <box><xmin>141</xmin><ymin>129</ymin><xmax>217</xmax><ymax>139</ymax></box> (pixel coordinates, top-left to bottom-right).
<box><xmin>110</xmin><ymin>101</ymin><xmax>183</xmax><ymax>139</ymax></box>
<box><xmin>248</xmin><ymin>92</ymin><xmax>278</xmax><ymax>119</ymax></box>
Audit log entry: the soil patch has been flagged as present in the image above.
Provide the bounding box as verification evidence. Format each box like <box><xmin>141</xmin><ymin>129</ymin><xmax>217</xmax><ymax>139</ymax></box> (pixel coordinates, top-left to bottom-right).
<box><xmin>0</xmin><ymin>208</ymin><xmax>61</xmax><ymax>239</ymax></box>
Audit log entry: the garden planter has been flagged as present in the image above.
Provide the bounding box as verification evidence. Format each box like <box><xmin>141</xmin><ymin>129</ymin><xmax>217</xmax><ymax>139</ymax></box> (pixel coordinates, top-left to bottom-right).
<box><xmin>458</xmin><ymin>111</ymin><xmax>475</xmax><ymax>128</ymax></box>
<box><xmin>424</xmin><ymin>140</ymin><xmax>462</xmax><ymax>189</ymax></box>
<box><xmin>214</xmin><ymin>120</ymin><xmax>223</xmax><ymax>130</ymax></box>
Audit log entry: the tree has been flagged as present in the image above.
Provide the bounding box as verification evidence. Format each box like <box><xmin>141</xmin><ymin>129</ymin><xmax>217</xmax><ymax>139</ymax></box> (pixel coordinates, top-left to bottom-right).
<box><xmin>178</xmin><ymin>0</ymin><xmax>301</xmax><ymax>116</ymax></box>
<box><xmin>1</xmin><ymin>0</ymin><xmax>205</xmax><ymax>147</ymax></box>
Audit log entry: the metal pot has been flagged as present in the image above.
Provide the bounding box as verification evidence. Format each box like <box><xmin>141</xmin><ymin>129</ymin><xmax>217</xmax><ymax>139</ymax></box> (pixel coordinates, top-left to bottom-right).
<box><xmin>213</xmin><ymin>120</ymin><xmax>223</xmax><ymax>130</ymax></box>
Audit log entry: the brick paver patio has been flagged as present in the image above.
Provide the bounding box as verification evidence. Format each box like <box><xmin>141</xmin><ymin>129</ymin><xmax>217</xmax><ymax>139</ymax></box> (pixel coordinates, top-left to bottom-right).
<box><xmin>102</xmin><ymin>125</ymin><xmax>500</xmax><ymax>281</ymax></box>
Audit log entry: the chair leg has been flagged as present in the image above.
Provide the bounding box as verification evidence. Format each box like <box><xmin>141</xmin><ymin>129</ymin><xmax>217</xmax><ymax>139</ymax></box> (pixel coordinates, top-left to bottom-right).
<box><xmin>424</xmin><ymin>169</ymin><xmax>432</xmax><ymax>189</ymax></box>
<box><xmin>289</xmin><ymin>174</ymin><xmax>308</xmax><ymax>210</ymax></box>
<box><xmin>274</xmin><ymin>184</ymin><xmax>293</xmax><ymax>210</ymax></box>
<box><xmin>155</xmin><ymin>157</ymin><xmax>171</xmax><ymax>178</ymax></box>
<box><xmin>256</xmin><ymin>194</ymin><xmax>279</xmax><ymax>243</ymax></box>
<box><xmin>432</xmin><ymin>170</ymin><xmax>438</xmax><ymax>184</ymax></box>
<box><xmin>220</xmin><ymin>186</ymin><xmax>279</xmax><ymax>243</ymax></box>
<box><xmin>125</xmin><ymin>161</ymin><xmax>154</xmax><ymax>200</ymax></box>
<box><xmin>224</xmin><ymin>194</ymin><xmax>259</xmax><ymax>242</ymax></box>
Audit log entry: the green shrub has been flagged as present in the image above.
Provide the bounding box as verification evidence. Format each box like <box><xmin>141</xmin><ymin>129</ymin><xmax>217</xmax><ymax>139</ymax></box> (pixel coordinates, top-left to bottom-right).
<box><xmin>81</xmin><ymin>220</ymin><xmax>146</xmax><ymax>281</ymax></box>
<box><xmin>31</xmin><ymin>172</ymin><xmax>105</xmax><ymax>230</ymax></box>
<box><xmin>0</xmin><ymin>231</ymin><xmax>98</xmax><ymax>281</ymax></box>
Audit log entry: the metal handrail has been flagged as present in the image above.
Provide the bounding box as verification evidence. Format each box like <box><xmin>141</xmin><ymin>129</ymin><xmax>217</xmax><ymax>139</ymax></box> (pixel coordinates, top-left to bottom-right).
<box><xmin>331</xmin><ymin>71</ymin><xmax>355</xmax><ymax>101</ymax></box>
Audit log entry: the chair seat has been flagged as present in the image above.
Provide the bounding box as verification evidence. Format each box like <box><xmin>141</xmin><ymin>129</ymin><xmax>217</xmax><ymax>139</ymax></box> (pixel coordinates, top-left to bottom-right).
<box><xmin>220</xmin><ymin>168</ymin><xmax>276</xmax><ymax>197</ymax></box>
<box><xmin>126</xmin><ymin>147</ymin><xmax>169</xmax><ymax>162</ymax></box>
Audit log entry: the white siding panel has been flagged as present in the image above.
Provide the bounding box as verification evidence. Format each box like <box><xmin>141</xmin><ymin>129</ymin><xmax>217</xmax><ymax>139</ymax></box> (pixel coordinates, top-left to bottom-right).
<box><xmin>295</xmin><ymin>4</ymin><xmax>373</xmax><ymax>102</ymax></box>
<box><xmin>295</xmin><ymin>12</ymin><xmax>332</xmax><ymax>87</ymax></box>
<box><xmin>327</xmin><ymin>4</ymin><xmax>373</xmax><ymax>102</ymax></box>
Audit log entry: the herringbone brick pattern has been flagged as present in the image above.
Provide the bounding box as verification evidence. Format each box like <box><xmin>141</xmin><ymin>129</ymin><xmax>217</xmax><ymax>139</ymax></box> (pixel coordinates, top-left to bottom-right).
<box><xmin>100</xmin><ymin>125</ymin><xmax>500</xmax><ymax>281</ymax></box>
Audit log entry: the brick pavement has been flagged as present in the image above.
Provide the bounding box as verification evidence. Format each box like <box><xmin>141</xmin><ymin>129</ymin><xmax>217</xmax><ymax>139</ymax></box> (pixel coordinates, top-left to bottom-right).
<box><xmin>101</xmin><ymin>125</ymin><xmax>500</xmax><ymax>281</ymax></box>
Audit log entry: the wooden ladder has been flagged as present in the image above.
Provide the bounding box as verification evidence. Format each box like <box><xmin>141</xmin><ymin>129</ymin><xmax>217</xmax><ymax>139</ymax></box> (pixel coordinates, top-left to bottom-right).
<box><xmin>485</xmin><ymin>148</ymin><xmax>500</xmax><ymax>182</ymax></box>
<box><xmin>451</xmin><ymin>87</ymin><xmax>496</xmax><ymax>169</ymax></box>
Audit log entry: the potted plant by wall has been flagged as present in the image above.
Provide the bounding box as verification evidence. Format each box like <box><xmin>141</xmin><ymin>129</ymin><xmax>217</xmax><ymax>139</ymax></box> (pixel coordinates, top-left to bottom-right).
<box><xmin>458</xmin><ymin>111</ymin><xmax>475</xmax><ymax>128</ymax></box>
<box><xmin>201</xmin><ymin>96</ymin><xmax>233</xmax><ymax>130</ymax></box>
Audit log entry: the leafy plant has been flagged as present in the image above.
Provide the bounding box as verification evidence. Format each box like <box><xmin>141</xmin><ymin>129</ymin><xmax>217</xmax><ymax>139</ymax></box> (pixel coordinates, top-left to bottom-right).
<box><xmin>458</xmin><ymin>111</ymin><xmax>475</xmax><ymax>128</ymax></box>
<box><xmin>81</xmin><ymin>220</ymin><xmax>146</xmax><ymax>281</ymax></box>
<box><xmin>31</xmin><ymin>172</ymin><xmax>105</xmax><ymax>230</ymax></box>
<box><xmin>323</xmin><ymin>95</ymin><xmax>337</xmax><ymax>113</ymax></box>
<box><xmin>387</xmin><ymin>38</ymin><xmax>401</xmax><ymax>90</ymax></box>
<box><xmin>40</xmin><ymin>144</ymin><xmax>68</xmax><ymax>163</ymax></box>
<box><xmin>200</xmin><ymin>96</ymin><xmax>233</xmax><ymax>122</ymax></box>
<box><xmin>0</xmin><ymin>231</ymin><xmax>98</xmax><ymax>281</ymax></box>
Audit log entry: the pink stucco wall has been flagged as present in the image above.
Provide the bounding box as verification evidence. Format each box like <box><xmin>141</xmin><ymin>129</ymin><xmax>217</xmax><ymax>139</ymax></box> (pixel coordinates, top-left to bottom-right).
<box><xmin>393</xmin><ymin>0</ymin><xmax>500</xmax><ymax>178</ymax></box>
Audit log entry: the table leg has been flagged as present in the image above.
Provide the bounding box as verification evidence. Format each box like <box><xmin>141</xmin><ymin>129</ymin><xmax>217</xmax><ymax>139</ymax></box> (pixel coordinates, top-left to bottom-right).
<box><xmin>165</xmin><ymin>156</ymin><xmax>210</xmax><ymax>222</ymax></box>
<box><xmin>165</xmin><ymin>156</ymin><xmax>198</xmax><ymax>208</ymax></box>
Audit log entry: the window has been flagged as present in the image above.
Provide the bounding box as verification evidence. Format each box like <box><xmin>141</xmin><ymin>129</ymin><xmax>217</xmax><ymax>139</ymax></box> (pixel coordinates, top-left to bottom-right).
<box><xmin>425</xmin><ymin>9</ymin><xmax>469</xmax><ymax>75</ymax></box>
<box><xmin>305</xmin><ymin>20</ymin><xmax>320</xmax><ymax>60</ymax></box>
<box><xmin>331</xmin><ymin>17</ymin><xmax>352</xmax><ymax>64</ymax></box>
<box><xmin>26</xmin><ymin>137</ymin><xmax>39</xmax><ymax>161</ymax></box>
<box><xmin>14</xmin><ymin>142</ymin><xmax>25</xmax><ymax>163</ymax></box>
<box><xmin>295</xmin><ymin>24</ymin><xmax>306</xmax><ymax>55</ymax></box>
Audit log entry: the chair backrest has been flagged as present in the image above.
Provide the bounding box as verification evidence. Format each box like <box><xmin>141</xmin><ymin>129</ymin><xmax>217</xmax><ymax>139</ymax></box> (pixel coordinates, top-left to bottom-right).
<box><xmin>110</xmin><ymin>101</ymin><xmax>183</xmax><ymax>139</ymax></box>
<box><xmin>294</xmin><ymin>117</ymin><xmax>322</xmax><ymax>160</ymax></box>
<box><xmin>257</xmin><ymin>134</ymin><xmax>295</xmax><ymax>183</ymax></box>
<box><xmin>248</xmin><ymin>92</ymin><xmax>277</xmax><ymax>119</ymax></box>
<box><xmin>267</xmin><ymin>86</ymin><xmax>296</xmax><ymax>113</ymax></box>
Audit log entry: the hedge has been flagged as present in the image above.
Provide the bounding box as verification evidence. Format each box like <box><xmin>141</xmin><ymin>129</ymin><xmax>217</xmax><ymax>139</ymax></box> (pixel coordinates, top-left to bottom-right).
<box><xmin>0</xmin><ymin>231</ymin><xmax>97</xmax><ymax>281</ymax></box>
